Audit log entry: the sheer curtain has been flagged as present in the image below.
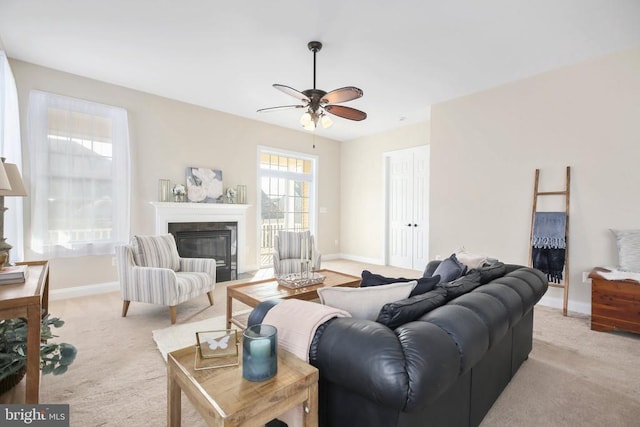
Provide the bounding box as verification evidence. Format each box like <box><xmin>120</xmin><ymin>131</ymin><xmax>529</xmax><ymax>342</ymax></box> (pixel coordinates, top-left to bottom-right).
<box><xmin>28</xmin><ymin>90</ymin><xmax>130</xmax><ymax>257</ymax></box>
<box><xmin>0</xmin><ymin>50</ymin><xmax>25</xmax><ymax>262</ymax></box>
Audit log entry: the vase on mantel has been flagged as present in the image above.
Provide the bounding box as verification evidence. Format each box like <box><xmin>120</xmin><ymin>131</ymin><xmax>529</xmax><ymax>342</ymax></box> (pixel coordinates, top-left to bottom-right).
<box><xmin>174</xmin><ymin>194</ymin><xmax>185</xmax><ymax>203</ymax></box>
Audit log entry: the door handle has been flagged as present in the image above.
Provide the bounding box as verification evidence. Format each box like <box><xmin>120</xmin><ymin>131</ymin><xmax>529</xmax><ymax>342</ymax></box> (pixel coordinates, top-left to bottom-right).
<box><xmin>413</xmin><ymin>224</ymin><xmax>418</xmax><ymax>227</ymax></box>
<box><xmin>407</xmin><ymin>223</ymin><xmax>412</xmax><ymax>227</ymax></box>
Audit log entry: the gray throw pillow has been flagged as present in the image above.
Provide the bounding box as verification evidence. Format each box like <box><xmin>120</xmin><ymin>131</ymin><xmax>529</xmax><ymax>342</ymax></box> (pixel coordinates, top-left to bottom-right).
<box><xmin>611</xmin><ymin>229</ymin><xmax>640</xmax><ymax>272</ymax></box>
<box><xmin>360</xmin><ymin>270</ymin><xmax>440</xmax><ymax>297</ymax></box>
<box><xmin>376</xmin><ymin>288</ymin><xmax>448</xmax><ymax>329</ymax></box>
<box><xmin>433</xmin><ymin>253</ymin><xmax>467</xmax><ymax>284</ymax></box>
<box><xmin>436</xmin><ymin>271</ymin><xmax>482</xmax><ymax>300</ymax></box>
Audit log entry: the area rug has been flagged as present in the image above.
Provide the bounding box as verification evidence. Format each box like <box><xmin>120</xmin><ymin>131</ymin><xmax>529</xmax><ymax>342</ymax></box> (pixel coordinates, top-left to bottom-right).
<box><xmin>152</xmin><ymin>314</ymin><xmax>237</xmax><ymax>361</ymax></box>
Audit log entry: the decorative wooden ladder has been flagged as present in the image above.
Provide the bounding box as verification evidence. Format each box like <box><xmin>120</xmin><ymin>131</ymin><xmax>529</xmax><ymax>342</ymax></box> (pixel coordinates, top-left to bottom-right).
<box><xmin>528</xmin><ymin>167</ymin><xmax>571</xmax><ymax>316</ymax></box>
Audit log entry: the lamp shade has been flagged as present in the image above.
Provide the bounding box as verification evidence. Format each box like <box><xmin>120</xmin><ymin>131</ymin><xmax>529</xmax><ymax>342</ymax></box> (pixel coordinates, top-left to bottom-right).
<box><xmin>0</xmin><ymin>161</ymin><xmax>10</xmax><ymax>191</ymax></box>
<box><xmin>0</xmin><ymin>163</ymin><xmax>27</xmax><ymax>197</ymax></box>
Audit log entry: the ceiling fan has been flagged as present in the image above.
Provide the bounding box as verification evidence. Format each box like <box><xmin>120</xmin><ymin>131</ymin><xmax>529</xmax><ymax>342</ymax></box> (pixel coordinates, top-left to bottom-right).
<box><xmin>257</xmin><ymin>41</ymin><xmax>367</xmax><ymax>131</ymax></box>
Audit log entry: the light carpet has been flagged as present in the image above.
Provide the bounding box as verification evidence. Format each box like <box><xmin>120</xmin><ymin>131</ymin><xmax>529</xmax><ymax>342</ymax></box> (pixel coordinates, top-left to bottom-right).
<box><xmin>152</xmin><ymin>315</ymin><xmax>231</xmax><ymax>361</ymax></box>
<box><xmin>30</xmin><ymin>261</ymin><xmax>640</xmax><ymax>426</ymax></box>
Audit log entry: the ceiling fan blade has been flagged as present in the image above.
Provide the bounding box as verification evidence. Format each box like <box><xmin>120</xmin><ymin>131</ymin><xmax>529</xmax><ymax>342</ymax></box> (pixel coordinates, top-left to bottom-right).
<box><xmin>321</xmin><ymin>86</ymin><xmax>363</xmax><ymax>104</ymax></box>
<box><xmin>324</xmin><ymin>105</ymin><xmax>367</xmax><ymax>121</ymax></box>
<box><xmin>257</xmin><ymin>105</ymin><xmax>306</xmax><ymax>113</ymax></box>
<box><xmin>273</xmin><ymin>84</ymin><xmax>310</xmax><ymax>102</ymax></box>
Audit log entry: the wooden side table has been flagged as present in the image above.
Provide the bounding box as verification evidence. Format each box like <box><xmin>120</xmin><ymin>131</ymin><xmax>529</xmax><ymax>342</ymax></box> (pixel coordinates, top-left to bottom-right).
<box><xmin>167</xmin><ymin>344</ymin><xmax>319</xmax><ymax>426</ymax></box>
<box><xmin>589</xmin><ymin>268</ymin><xmax>640</xmax><ymax>334</ymax></box>
<box><xmin>0</xmin><ymin>261</ymin><xmax>49</xmax><ymax>403</ymax></box>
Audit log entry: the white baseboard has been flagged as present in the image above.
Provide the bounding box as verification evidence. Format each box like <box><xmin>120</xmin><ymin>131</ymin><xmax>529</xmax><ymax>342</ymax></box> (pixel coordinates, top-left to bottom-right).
<box><xmin>50</xmin><ymin>281</ymin><xmax>120</xmax><ymax>301</ymax></box>
<box><xmin>537</xmin><ymin>294</ymin><xmax>590</xmax><ymax>315</ymax></box>
<box><xmin>334</xmin><ymin>253</ymin><xmax>385</xmax><ymax>265</ymax></box>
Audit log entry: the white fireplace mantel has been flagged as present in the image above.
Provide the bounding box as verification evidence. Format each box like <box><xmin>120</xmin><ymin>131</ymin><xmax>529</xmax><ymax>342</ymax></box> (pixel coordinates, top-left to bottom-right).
<box><xmin>150</xmin><ymin>202</ymin><xmax>251</xmax><ymax>273</ymax></box>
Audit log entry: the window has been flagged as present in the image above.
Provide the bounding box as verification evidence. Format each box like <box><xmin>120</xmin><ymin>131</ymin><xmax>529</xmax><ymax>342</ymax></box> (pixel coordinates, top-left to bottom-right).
<box><xmin>28</xmin><ymin>90</ymin><xmax>130</xmax><ymax>257</ymax></box>
<box><xmin>258</xmin><ymin>147</ymin><xmax>317</xmax><ymax>267</ymax></box>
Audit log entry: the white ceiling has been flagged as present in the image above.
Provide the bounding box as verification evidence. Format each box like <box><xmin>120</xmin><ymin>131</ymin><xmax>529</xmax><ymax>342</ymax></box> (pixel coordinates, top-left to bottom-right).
<box><xmin>1</xmin><ymin>1</ymin><xmax>639</xmax><ymax>141</ymax></box>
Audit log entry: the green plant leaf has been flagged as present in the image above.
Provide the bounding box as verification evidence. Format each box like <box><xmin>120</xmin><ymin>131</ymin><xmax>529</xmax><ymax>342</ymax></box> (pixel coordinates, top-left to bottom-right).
<box><xmin>52</xmin><ymin>365</ymin><xmax>67</xmax><ymax>375</ymax></box>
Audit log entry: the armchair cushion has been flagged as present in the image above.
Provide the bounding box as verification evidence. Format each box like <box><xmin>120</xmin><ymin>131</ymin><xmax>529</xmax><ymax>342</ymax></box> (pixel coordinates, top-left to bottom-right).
<box><xmin>130</xmin><ymin>234</ymin><xmax>181</xmax><ymax>271</ymax></box>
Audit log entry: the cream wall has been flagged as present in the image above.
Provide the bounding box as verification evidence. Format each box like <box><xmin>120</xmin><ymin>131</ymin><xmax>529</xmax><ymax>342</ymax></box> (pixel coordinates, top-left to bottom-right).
<box><xmin>340</xmin><ymin>122</ymin><xmax>429</xmax><ymax>264</ymax></box>
<box><xmin>430</xmin><ymin>47</ymin><xmax>640</xmax><ymax>313</ymax></box>
<box><xmin>9</xmin><ymin>59</ymin><xmax>341</xmax><ymax>289</ymax></box>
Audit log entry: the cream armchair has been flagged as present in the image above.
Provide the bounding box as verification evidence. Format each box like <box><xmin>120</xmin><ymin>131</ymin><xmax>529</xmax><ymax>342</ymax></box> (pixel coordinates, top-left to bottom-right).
<box><xmin>116</xmin><ymin>234</ymin><xmax>216</xmax><ymax>324</ymax></box>
<box><xmin>273</xmin><ymin>230</ymin><xmax>322</xmax><ymax>277</ymax></box>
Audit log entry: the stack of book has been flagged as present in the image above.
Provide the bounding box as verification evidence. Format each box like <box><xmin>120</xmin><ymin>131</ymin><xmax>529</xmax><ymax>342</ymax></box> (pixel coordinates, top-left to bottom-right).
<box><xmin>0</xmin><ymin>264</ymin><xmax>29</xmax><ymax>285</ymax></box>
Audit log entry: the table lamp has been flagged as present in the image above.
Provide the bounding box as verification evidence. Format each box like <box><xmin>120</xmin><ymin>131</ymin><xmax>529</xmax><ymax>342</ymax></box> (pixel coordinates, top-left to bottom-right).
<box><xmin>0</xmin><ymin>158</ymin><xmax>28</xmax><ymax>267</ymax></box>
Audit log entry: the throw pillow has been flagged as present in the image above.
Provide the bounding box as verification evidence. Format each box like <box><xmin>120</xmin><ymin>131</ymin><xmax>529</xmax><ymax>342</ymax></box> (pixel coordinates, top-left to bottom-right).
<box><xmin>469</xmin><ymin>262</ymin><xmax>507</xmax><ymax>285</ymax></box>
<box><xmin>455</xmin><ymin>249</ymin><xmax>488</xmax><ymax>270</ymax></box>
<box><xmin>433</xmin><ymin>254</ymin><xmax>467</xmax><ymax>284</ymax></box>
<box><xmin>360</xmin><ymin>270</ymin><xmax>440</xmax><ymax>297</ymax></box>
<box><xmin>130</xmin><ymin>234</ymin><xmax>181</xmax><ymax>271</ymax></box>
<box><xmin>436</xmin><ymin>271</ymin><xmax>482</xmax><ymax>300</ymax></box>
<box><xmin>422</xmin><ymin>260</ymin><xmax>440</xmax><ymax>278</ymax></box>
<box><xmin>611</xmin><ymin>229</ymin><xmax>640</xmax><ymax>272</ymax></box>
<box><xmin>376</xmin><ymin>288</ymin><xmax>448</xmax><ymax>330</ymax></box>
<box><xmin>317</xmin><ymin>281</ymin><xmax>417</xmax><ymax>320</ymax></box>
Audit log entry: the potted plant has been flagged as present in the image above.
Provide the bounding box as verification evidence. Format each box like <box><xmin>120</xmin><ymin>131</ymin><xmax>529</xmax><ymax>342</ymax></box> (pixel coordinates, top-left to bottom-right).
<box><xmin>0</xmin><ymin>314</ymin><xmax>77</xmax><ymax>393</ymax></box>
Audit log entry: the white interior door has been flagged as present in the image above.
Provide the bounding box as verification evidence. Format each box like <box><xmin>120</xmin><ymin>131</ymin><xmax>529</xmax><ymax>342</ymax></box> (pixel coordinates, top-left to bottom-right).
<box><xmin>411</xmin><ymin>146</ymin><xmax>430</xmax><ymax>271</ymax></box>
<box><xmin>388</xmin><ymin>150</ymin><xmax>414</xmax><ymax>269</ymax></box>
<box><xmin>387</xmin><ymin>146</ymin><xmax>429</xmax><ymax>271</ymax></box>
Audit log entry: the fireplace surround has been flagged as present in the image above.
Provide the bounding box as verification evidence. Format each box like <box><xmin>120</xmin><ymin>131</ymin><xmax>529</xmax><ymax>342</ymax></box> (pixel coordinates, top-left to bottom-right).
<box><xmin>150</xmin><ymin>202</ymin><xmax>250</xmax><ymax>281</ymax></box>
<box><xmin>168</xmin><ymin>221</ymin><xmax>237</xmax><ymax>281</ymax></box>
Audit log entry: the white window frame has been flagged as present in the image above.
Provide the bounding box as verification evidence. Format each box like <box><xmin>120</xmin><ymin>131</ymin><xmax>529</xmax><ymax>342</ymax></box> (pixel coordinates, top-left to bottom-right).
<box><xmin>257</xmin><ymin>146</ymin><xmax>318</xmax><ymax>268</ymax></box>
<box><xmin>28</xmin><ymin>90</ymin><xmax>130</xmax><ymax>258</ymax></box>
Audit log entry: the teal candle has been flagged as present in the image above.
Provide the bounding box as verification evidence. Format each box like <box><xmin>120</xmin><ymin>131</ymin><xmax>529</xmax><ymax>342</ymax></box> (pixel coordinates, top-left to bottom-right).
<box><xmin>242</xmin><ymin>324</ymin><xmax>277</xmax><ymax>382</ymax></box>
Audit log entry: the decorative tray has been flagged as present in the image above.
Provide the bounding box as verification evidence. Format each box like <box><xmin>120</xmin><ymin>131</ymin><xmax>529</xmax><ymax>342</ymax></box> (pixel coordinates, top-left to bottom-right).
<box><xmin>276</xmin><ymin>272</ymin><xmax>326</xmax><ymax>289</ymax></box>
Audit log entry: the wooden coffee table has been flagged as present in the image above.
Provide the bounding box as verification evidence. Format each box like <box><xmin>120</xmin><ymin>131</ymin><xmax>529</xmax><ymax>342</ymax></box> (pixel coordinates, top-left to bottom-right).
<box><xmin>167</xmin><ymin>344</ymin><xmax>319</xmax><ymax>426</ymax></box>
<box><xmin>226</xmin><ymin>269</ymin><xmax>360</xmax><ymax>328</ymax></box>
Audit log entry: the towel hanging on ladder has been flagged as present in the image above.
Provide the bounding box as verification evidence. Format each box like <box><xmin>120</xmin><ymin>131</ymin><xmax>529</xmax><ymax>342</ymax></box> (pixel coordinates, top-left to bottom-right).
<box><xmin>531</xmin><ymin>212</ymin><xmax>566</xmax><ymax>283</ymax></box>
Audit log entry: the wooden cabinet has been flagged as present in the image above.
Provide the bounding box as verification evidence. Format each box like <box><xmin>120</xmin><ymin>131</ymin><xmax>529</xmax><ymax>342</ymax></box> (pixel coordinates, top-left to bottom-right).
<box><xmin>0</xmin><ymin>261</ymin><xmax>49</xmax><ymax>403</ymax></box>
<box><xmin>589</xmin><ymin>268</ymin><xmax>640</xmax><ymax>334</ymax></box>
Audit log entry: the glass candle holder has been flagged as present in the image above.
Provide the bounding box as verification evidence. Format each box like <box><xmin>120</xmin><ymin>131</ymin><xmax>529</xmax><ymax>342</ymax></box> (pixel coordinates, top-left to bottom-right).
<box><xmin>236</xmin><ymin>185</ymin><xmax>247</xmax><ymax>204</ymax></box>
<box><xmin>242</xmin><ymin>324</ymin><xmax>277</xmax><ymax>382</ymax></box>
<box><xmin>159</xmin><ymin>179</ymin><xmax>170</xmax><ymax>202</ymax></box>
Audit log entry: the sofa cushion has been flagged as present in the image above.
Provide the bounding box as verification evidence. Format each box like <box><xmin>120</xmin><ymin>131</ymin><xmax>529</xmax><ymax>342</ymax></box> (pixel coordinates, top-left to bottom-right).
<box><xmin>436</xmin><ymin>271</ymin><xmax>482</xmax><ymax>300</ymax></box>
<box><xmin>470</xmin><ymin>262</ymin><xmax>507</xmax><ymax>285</ymax></box>
<box><xmin>360</xmin><ymin>270</ymin><xmax>440</xmax><ymax>297</ymax></box>
<box><xmin>317</xmin><ymin>281</ymin><xmax>417</xmax><ymax>320</ymax></box>
<box><xmin>433</xmin><ymin>254</ymin><xmax>467</xmax><ymax>284</ymax></box>
<box><xmin>376</xmin><ymin>288</ymin><xmax>448</xmax><ymax>329</ymax></box>
<box><xmin>455</xmin><ymin>249</ymin><xmax>488</xmax><ymax>270</ymax></box>
<box><xmin>130</xmin><ymin>234</ymin><xmax>181</xmax><ymax>271</ymax></box>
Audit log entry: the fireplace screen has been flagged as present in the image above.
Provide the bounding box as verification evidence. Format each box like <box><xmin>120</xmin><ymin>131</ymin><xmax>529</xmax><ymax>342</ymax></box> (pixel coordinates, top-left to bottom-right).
<box><xmin>168</xmin><ymin>222</ymin><xmax>237</xmax><ymax>282</ymax></box>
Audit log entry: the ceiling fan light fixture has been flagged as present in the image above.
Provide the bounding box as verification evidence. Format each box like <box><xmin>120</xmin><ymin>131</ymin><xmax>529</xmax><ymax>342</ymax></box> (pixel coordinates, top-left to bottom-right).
<box><xmin>259</xmin><ymin>41</ymin><xmax>366</xmax><ymax>130</ymax></box>
<box><xmin>300</xmin><ymin>111</ymin><xmax>313</xmax><ymax>127</ymax></box>
<box><xmin>321</xmin><ymin>113</ymin><xmax>333</xmax><ymax>129</ymax></box>
<box><xmin>302</xmin><ymin>116</ymin><xmax>316</xmax><ymax>131</ymax></box>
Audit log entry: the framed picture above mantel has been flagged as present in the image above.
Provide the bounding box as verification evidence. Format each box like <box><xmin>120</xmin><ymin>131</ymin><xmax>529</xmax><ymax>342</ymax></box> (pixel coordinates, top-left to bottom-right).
<box><xmin>186</xmin><ymin>167</ymin><xmax>223</xmax><ymax>203</ymax></box>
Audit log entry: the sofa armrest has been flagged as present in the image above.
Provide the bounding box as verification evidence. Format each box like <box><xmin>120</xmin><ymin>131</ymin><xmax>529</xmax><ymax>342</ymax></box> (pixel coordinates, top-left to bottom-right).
<box><xmin>311</xmin><ymin>317</ymin><xmax>461</xmax><ymax>412</ymax></box>
<box><xmin>248</xmin><ymin>299</ymin><xmax>281</xmax><ymax>326</ymax></box>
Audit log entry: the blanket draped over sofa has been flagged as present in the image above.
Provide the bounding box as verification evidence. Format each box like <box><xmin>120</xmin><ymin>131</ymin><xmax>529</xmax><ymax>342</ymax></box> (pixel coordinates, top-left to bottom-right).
<box><xmin>532</xmin><ymin>211</ymin><xmax>566</xmax><ymax>283</ymax></box>
<box><xmin>263</xmin><ymin>300</ymin><xmax>350</xmax><ymax>427</ymax></box>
